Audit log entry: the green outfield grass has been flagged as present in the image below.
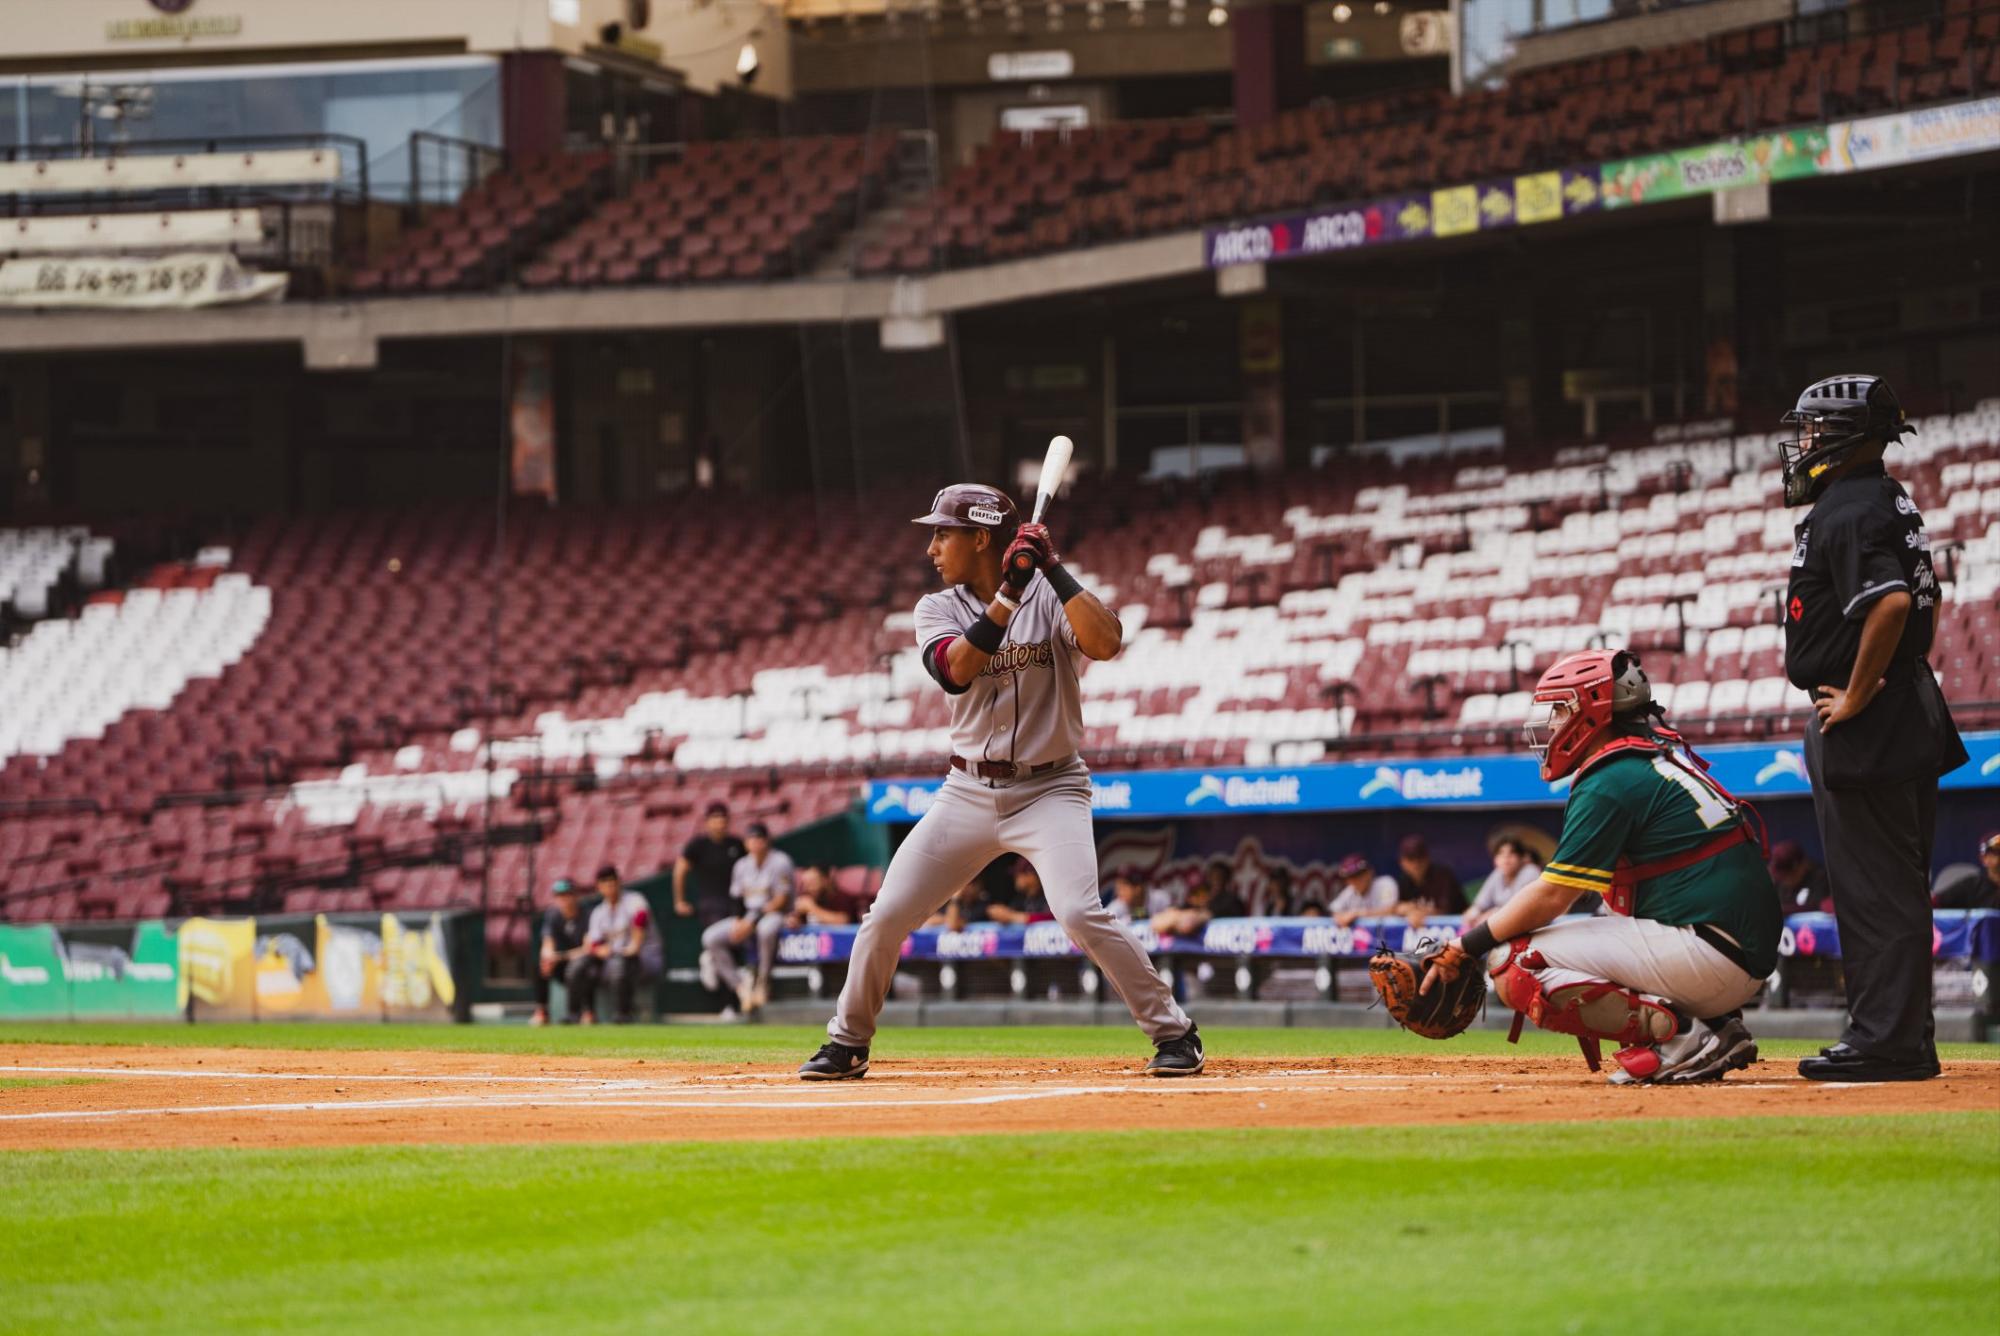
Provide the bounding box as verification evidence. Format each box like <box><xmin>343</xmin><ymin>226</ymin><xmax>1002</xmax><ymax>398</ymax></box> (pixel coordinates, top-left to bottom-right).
<box><xmin>0</xmin><ymin>1019</ymin><xmax>1995</xmax><ymax>1065</ymax></box>
<box><xmin>1</xmin><ymin>1114</ymin><xmax>1994</xmax><ymax>1335</ymax></box>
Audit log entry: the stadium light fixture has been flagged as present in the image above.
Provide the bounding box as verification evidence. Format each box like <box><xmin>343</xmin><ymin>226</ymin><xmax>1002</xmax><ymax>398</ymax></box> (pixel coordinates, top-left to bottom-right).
<box><xmin>736</xmin><ymin>41</ymin><xmax>760</xmax><ymax>82</ymax></box>
<box><xmin>1207</xmin><ymin>3</ymin><xmax>1227</xmax><ymax>24</ymax></box>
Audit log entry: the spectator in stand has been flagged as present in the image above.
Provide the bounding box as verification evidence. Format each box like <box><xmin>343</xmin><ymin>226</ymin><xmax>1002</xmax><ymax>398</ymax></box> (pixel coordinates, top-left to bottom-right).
<box><xmin>941</xmin><ymin>879</ymin><xmax>994</xmax><ymax>931</ymax></box>
<box><xmin>1394</xmin><ymin>836</ymin><xmax>1467</xmax><ymax>917</ymax></box>
<box><xmin>1931</xmin><ymin>833</ymin><xmax>2000</xmax><ymax>911</ymax></box>
<box><xmin>988</xmin><ymin>859</ymin><xmax>1054</xmax><ymax>924</ymax></box>
<box><xmin>531</xmin><ymin>877</ymin><xmax>590</xmax><ymax>1026</ymax></box>
<box><xmin>673</xmin><ymin>801</ymin><xmax>746</xmax><ymax>927</ymax></box>
<box><xmin>1202</xmin><ymin>859</ymin><xmax>1248</xmax><ymax>918</ymax></box>
<box><xmin>700</xmin><ymin>821</ymin><xmax>794</xmax><ymax>1017</ymax></box>
<box><xmin>1152</xmin><ymin>868</ymin><xmax>1240</xmax><ymax>940</ymax></box>
<box><xmin>790</xmin><ymin>864</ymin><xmax>867</xmax><ymax>926</ymax></box>
<box><xmin>1770</xmin><ymin>840</ymin><xmax>1832</xmax><ymax>913</ymax></box>
<box><xmin>1253</xmin><ymin>865</ymin><xmax>1295</xmax><ymax>918</ymax></box>
<box><xmin>1106</xmin><ymin>869</ymin><xmax>1149</xmax><ymax>927</ymax></box>
<box><xmin>569</xmin><ymin>866</ymin><xmax>658</xmax><ymax>1024</ymax></box>
<box><xmin>1464</xmin><ymin>838</ymin><xmax>1542</xmax><ymax>932</ymax></box>
<box><xmin>1330</xmin><ymin>854</ymin><xmax>1399</xmax><ymax>927</ymax></box>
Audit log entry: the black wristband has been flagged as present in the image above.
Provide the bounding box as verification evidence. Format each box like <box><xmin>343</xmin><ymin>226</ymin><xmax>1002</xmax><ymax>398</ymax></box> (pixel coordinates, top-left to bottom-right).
<box><xmin>1459</xmin><ymin>922</ymin><xmax>1499</xmax><ymax>960</ymax></box>
<box><xmin>963</xmin><ymin>613</ymin><xmax>1005</xmax><ymax>654</ymax></box>
<box><xmin>1044</xmin><ymin>561</ymin><xmax>1084</xmax><ymax>604</ymax></box>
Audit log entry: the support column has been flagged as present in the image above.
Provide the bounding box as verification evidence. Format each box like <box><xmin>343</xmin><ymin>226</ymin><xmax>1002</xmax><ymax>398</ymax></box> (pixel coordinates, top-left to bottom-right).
<box><xmin>1232</xmin><ymin>2</ymin><xmax>1309</xmax><ymax>130</ymax></box>
<box><xmin>502</xmin><ymin>52</ymin><xmax>568</xmax><ymax>162</ymax></box>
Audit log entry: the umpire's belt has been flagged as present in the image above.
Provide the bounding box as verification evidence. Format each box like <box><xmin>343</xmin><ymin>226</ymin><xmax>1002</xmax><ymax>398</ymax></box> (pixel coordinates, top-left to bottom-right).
<box><xmin>951</xmin><ymin>755</ymin><xmax>1066</xmax><ymax>782</ymax></box>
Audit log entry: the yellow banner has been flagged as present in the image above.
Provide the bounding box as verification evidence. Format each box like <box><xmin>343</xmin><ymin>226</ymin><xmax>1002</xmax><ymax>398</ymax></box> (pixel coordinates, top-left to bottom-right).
<box><xmin>176</xmin><ymin>918</ymin><xmax>257</xmax><ymax>1017</ymax></box>
<box><xmin>1432</xmin><ymin>185</ymin><xmax>1479</xmax><ymax>237</ymax></box>
<box><xmin>1515</xmin><ymin>172</ymin><xmax>1564</xmax><ymax>225</ymax></box>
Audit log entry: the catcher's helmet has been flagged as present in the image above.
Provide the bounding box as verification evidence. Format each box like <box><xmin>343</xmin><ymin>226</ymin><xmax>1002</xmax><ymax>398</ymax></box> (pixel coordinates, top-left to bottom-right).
<box><xmin>913</xmin><ymin>483</ymin><xmax>1018</xmax><ymax>533</ymax></box>
<box><xmin>1526</xmin><ymin>649</ymin><xmax>1654</xmax><ymax>782</ymax></box>
<box><xmin>1779</xmin><ymin>374</ymin><xmax>1913</xmax><ymax>507</ymax></box>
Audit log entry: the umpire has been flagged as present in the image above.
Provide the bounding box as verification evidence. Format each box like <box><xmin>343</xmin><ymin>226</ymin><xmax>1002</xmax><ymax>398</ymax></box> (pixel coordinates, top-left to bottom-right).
<box><xmin>1779</xmin><ymin>374</ymin><xmax>1967</xmax><ymax>1082</ymax></box>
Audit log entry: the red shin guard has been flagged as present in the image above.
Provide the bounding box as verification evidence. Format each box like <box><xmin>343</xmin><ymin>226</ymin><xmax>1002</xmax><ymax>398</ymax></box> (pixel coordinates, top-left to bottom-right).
<box><xmin>1490</xmin><ymin>942</ymin><xmax>1681</xmax><ymax>1073</ymax></box>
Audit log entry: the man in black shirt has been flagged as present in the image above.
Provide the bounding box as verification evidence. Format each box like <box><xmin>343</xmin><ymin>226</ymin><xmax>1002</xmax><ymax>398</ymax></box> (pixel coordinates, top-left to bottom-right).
<box><xmin>1931</xmin><ymin>833</ymin><xmax>2000</xmax><ymax>911</ymax></box>
<box><xmin>1393</xmin><ymin>835</ymin><xmax>1467</xmax><ymax>916</ymax></box>
<box><xmin>532</xmin><ymin>878</ymin><xmax>590</xmax><ymax>1025</ymax></box>
<box><xmin>674</xmin><ymin>802</ymin><xmax>747</xmax><ymax>926</ymax></box>
<box><xmin>1778</xmin><ymin>374</ymin><xmax>1968</xmax><ymax>1082</ymax></box>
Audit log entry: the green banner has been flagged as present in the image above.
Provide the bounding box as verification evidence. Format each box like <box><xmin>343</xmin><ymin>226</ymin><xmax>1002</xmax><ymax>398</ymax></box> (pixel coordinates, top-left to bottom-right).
<box><xmin>0</xmin><ymin>925</ymin><xmax>67</xmax><ymax>1019</ymax></box>
<box><xmin>0</xmin><ymin>922</ymin><xmax>180</xmax><ymax>1019</ymax></box>
<box><xmin>1600</xmin><ymin>128</ymin><xmax>1829</xmax><ymax>209</ymax></box>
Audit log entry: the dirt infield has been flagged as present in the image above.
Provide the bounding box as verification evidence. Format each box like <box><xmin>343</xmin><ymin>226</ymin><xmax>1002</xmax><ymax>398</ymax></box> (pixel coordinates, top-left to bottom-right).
<box><xmin>2</xmin><ymin>1043</ymin><xmax>1995</xmax><ymax>1150</ymax></box>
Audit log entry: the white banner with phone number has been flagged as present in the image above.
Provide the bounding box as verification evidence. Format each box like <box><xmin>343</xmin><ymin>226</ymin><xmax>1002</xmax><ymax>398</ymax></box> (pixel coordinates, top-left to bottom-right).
<box><xmin>0</xmin><ymin>251</ymin><xmax>287</xmax><ymax>309</ymax></box>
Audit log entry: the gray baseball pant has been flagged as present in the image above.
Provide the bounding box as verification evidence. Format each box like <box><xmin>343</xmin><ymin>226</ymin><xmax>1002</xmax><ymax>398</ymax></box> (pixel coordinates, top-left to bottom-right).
<box><xmin>828</xmin><ymin>761</ymin><xmax>1191</xmax><ymax>1047</ymax></box>
<box><xmin>701</xmin><ymin>912</ymin><xmax>786</xmax><ymax>992</ymax></box>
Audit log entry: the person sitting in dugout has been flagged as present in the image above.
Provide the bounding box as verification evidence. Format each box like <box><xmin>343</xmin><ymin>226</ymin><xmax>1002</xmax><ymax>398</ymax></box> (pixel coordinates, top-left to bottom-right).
<box><xmin>1400</xmin><ymin>649</ymin><xmax>1782</xmax><ymax>1086</ymax></box>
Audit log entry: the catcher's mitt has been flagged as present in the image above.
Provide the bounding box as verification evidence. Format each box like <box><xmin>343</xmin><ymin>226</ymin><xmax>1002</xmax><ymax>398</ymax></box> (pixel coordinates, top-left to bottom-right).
<box><xmin>1369</xmin><ymin>941</ymin><xmax>1484</xmax><ymax>1040</ymax></box>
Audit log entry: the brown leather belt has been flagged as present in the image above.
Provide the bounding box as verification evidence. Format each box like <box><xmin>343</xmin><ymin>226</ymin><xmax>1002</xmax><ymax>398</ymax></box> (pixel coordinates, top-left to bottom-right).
<box><xmin>950</xmin><ymin>755</ymin><xmax>1063</xmax><ymax>782</ymax></box>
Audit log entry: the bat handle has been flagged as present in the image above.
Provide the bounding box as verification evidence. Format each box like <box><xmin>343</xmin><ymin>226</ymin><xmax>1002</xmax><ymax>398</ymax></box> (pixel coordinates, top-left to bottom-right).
<box><xmin>1008</xmin><ymin>549</ymin><xmax>1038</xmax><ymax>578</ymax></box>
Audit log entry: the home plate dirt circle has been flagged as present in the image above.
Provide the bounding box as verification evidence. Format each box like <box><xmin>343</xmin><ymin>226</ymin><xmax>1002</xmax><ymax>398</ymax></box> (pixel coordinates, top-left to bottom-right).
<box><xmin>1</xmin><ymin>1044</ymin><xmax>1993</xmax><ymax>1151</ymax></box>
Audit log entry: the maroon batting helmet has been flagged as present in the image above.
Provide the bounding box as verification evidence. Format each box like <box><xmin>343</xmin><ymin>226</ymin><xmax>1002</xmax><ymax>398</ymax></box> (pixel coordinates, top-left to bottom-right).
<box><xmin>912</xmin><ymin>483</ymin><xmax>1018</xmax><ymax>532</ymax></box>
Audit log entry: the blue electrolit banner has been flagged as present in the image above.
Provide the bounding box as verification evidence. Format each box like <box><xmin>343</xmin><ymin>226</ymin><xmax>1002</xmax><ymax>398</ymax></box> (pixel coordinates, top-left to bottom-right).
<box><xmin>774</xmin><ymin>911</ymin><xmax>2000</xmax><ymax>964</ymax></box>
<box><xmin>862</xmin><ymin>731</ymin><xmax>2000</xmax><ymax>823</ymax></box>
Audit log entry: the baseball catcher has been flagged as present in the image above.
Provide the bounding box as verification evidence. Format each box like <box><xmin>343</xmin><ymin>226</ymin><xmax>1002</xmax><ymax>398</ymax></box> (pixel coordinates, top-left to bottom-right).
<box><xmin>1378</xmin><ymin>650</ymin><xmax>1781</xmax><ymax>1084</ymax></box>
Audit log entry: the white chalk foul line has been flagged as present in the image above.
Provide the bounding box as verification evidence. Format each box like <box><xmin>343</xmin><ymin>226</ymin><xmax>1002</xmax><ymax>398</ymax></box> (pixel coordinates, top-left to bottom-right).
<box><xmin>0</xmin><ymin>1064</ymin><xmax>636</xmax><ymax>1086</ymax></box>
<box><xmin>0</xmin><ymin>1085</ymin><xmax>1175</xmax><ymax>1123</ymax></box>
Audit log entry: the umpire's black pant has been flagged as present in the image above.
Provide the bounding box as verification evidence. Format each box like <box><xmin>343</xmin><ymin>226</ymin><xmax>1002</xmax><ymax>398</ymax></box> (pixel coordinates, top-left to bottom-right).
<box><xmin>1804</xmin><ymin>724</ymin><xmax>1938</xmax><ymax>1063</ymax></box>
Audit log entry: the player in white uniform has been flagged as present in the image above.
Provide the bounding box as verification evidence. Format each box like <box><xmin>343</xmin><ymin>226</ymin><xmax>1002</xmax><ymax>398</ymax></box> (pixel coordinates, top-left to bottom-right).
<box><xmin>799</xmin><ymin>484</ymin><xmax>1202</xmax><ymax>1080</ymax></box>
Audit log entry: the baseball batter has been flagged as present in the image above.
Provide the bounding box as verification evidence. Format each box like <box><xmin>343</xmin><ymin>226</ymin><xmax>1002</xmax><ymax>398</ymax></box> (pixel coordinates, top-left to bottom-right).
<box><xmin>798</xmin><ymin>483</ymin><xmax>1203</xmax><ymax>1080</ymax></box>
<box><xmin>1410</xmin><ymin>650</ymin><xmax>1782</xmax><ymax>1084</ymax></box>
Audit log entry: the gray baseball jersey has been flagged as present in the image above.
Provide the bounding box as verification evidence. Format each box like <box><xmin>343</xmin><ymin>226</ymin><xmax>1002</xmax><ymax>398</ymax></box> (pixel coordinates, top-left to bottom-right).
<box><xmin>912</xmin><ymin>573</ymin><xmax>1084</xmax><ymax>768</ymax></box>
<box><xmin>728</xmin><ymin>849</ymin><xmax>795</xmax><ymax>915</ymax></box>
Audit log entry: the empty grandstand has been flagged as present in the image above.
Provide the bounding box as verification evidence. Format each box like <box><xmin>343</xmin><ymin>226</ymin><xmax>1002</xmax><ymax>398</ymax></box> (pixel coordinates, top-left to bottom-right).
<box><xmin>1</xmin><ymin>0</ymin><xmax>1995</xmax><ymax>994</ymax></box>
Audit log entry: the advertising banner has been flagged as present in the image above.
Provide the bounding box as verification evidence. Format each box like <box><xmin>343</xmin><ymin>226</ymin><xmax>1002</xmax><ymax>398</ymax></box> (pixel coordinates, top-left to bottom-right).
<box><xmin>178</xmin><ymin>917</ymin><xmax>258</xmax><ymax>1019</ymax></box>
<box><xmin>1600</xmin><ymin>128</ymin><xmax>1829</xmax><ymax>209</ymax></box>
<box><xmin>1821</xmin><ymin>96</ymin><xmax>2000</xmax><ymax>174</ymax></box>
<box><xmin>63</xmin><ymin>922</ymin><xmax>179</xmax><ymax>1019</ymax></box>
<box><xmin>1202</xmin><ymin>168</ymin><xmax>1598</xmax><ymax>268</ymax></box>
<box><xmin>865</xmin><ymin>731</ymin><xmax>1999</xmax><ymax>822</ymax></box>
<box><xmin>509</xmin><ymin>337</ymin><xmax>558</xmax><ymax>501</ymax></box>
<box><xmin>381</xmin><ymin>912</ymin><xmax>459</xmax><ymax>1020</ymax></box>
<box><xmin>776</xmin><ymin>910</ymin><xmax>2000</xmax><ymax>965</ymax></box>
<box><xmin>0</xmin><ymin>252</ymin><xmax>287</xmax><ymax>309</ymax></box>
<box><xmin>1781</xmin><ymin>909</ymin><xmax>1998</xmax><ymax>961</ymax></box>
<box><xmin>0</xmin><ymin>925</ymin><xmax>67</xmax><ymax>1020</ymax></box>
<box><xmin>0</xmin><ymin>923</ymin><xmax>181</xmax><ymax>1020</ymax></box>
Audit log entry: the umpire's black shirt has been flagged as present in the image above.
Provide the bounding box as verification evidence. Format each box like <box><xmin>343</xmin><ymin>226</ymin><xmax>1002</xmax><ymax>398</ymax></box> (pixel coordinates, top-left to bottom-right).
<box><xmin>1784</xmin><ymin>460</ymin><xmax>1963</xmax><ymax>786</ymax></box>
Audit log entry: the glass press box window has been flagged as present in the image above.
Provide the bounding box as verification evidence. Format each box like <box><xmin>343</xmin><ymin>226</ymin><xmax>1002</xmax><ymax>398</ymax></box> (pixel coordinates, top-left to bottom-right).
<box><xmin>0</xmin><ymin>55</ymin><xmax>501</xmax><ymax>200</ymax></box>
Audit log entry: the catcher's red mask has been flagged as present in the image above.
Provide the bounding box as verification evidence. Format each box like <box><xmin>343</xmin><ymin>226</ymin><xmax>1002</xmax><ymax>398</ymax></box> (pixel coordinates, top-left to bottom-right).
<box><xmin>1526</xmin><ymin>649</ymin><xmax>1651</xmax><ymax>782</ymax></box>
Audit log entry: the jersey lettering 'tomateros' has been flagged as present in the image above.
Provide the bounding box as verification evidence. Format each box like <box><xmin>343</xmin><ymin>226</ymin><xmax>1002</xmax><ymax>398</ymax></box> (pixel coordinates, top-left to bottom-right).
<box><xmin>912</xmin><ymin>573</ymin><xmax>1085</xmax><ymax>769</ymax></box>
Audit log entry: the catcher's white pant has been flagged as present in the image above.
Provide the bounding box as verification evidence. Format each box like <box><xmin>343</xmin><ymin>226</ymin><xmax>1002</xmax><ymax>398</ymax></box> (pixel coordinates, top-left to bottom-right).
<box><xmin>829</xmin><ymin>760</ymin><xmax>1192</xmax><ymax>1047</ymax></box>
<box><xmin>1497</xmin><ymin>915</ymin><xmax>1765</xmax><ymax>1020</ymax></box>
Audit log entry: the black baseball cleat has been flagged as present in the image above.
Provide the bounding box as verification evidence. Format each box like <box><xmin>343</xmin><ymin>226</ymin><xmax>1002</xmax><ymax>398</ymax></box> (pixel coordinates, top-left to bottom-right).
<box><xmin>799</xmin><ymin>1041</ymin><xmax>870</xmax><ymax>1081</ymax></box>
<box><xmin>1146</xmin><ymin>1024</ymin><xmax>1205</xmax><ymax>1077</ymax></box>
